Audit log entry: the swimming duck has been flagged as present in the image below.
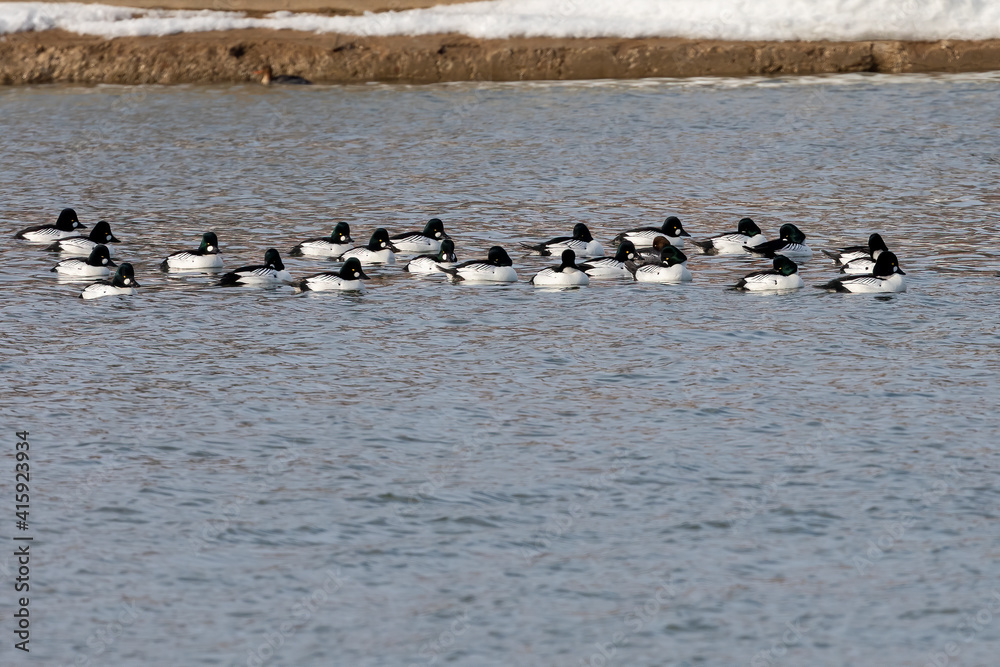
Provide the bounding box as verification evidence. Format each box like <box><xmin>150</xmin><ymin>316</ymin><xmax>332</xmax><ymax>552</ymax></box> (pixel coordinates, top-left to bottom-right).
<box><xmin>51</xmin><ymin>244</ymin><xmax>115</xmax><ymax>277</ymax></box>
<box><xmin>822</xmin><ymin>233</ymin><xmax>889</xmax><ymax>265</ymax></box>
<box><xmin>815</xmin><ymin>252</ymin><xmax>906</xmax><ymax>293</ymax></box>
<box><xmin>80</xmin><ymin>263</ymin><xmax>139</xmax><ymax>299</ymax></box>
<box><xmin>405</xmin><ymin>239</ymin><xmax>457</xmax><ymax>274</ymax></box>
<box><xmin>578</xmin><ymin>240</ymin><xmax>640</xmax><ymax>279</ymax></box>
<box><xmin>744</xmin><ymin>223</ymin><xmax>812</xmax><ymax>259</ymax></box>
<box><xmin>160</xmin><ymin>232</ymin><xmax>223</xmax><ymax>271</ymax></box>
<box><xmin>636</xmin><ymin>236</ymin><xmax>672</xmax><ymax>263</ymax></box>
<box><xmin>632</xmin><ymin>245</ymin><xmax>692</xmax><ymax>284</ymax></box>
<box><xmin>520</xmin><ymin>223</ymin><xmax>604</xmax><ymax>258</ymax></box>
<box><xmin>438</xmin><ymin>246</ymin><xmax>517</xmax><ymax>283</ymax></box>
<box><xmin>15</xmin><ymin>208</ymin><xmax>85</xmax><ymax>242</ymax></box>
<box><xmin>254</xmin><ymin>65</ymin><xmax>312</xmax><ymax>86</ymax></box>
<box><xmin>390</xmin><ymin>218</ymin><xmax>450</xmax><ymax>254</ymax></box>
<box><xmin>530</xmin><ymin>249</ymin><xmax>590</xmax><ymax>287</ymax></box>
<box><xmin>219</xmin><ymin>248</ymin><xmax>291</xmax><ymax>286</ymax></box>
<box><xmin>613</xmin><ymin>216</ymin><xmax>689</xmax><ymax>249</ymax></box>
<box><xmin>45</xmin><ymin>220</ymin><xmax>120</xmax><ymax>256</ymax></box>
<box><xmin>734</xmin><ymin>256</ymin><xmax>804</xmax><ymax>291</ymax></box>
<box><xmin>338</xmin><ymin>228</ymin><xmax>398</xmax><ymax>265</ymax></box>
<box><xmin>295</xmin><ymin>258</ymin><xmax>369</xmax><ymax>292</ymax></box>
<box><xmin>691</xmin><ymin>217</ymin><xmax>767</xmax><ymax>255</ymax></box>
<box><xmin>289</xmin><ymin>222</ymin><xmax>352</xmax><ymax>258</ymax></box>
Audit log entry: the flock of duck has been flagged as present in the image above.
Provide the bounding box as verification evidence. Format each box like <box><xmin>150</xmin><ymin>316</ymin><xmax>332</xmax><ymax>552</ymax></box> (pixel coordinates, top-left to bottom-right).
<box><xmin>12</xmin><ymin>208</ymin><xmax>908</xmax><ymax>299</ymax></box>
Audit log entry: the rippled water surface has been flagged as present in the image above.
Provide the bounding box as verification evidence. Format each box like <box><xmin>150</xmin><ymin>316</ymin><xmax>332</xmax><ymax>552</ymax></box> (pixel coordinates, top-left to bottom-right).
<box><xmin>2</xmin><ymin>73</ymin><xmax>1000</xmax><ymax>667</ymax></box>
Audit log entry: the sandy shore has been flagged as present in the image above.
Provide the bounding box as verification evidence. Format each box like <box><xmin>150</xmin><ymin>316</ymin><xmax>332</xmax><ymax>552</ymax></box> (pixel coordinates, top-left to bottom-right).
<box><xmin>2</xmin><ymin>29</ymin><xmax>999</xmax><ymax>85</ymax></box>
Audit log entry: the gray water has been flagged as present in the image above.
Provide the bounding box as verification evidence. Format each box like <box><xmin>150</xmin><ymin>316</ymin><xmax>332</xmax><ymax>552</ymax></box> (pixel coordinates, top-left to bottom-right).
<box><xmin>1</xmin><ymin>73</ymin><xmax>999</xmax><ymax>667</ymax></box>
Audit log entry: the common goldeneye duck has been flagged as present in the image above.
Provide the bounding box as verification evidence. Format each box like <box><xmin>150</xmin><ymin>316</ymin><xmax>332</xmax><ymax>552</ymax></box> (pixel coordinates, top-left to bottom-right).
<box><xmin>839</xmin><ymin>256</ymin><xmax>878</xmax><ymax>274</ymax></box>
<box><xmin>734</xmin><ymin>256</ymin><xmax>804</xmax><ymax>291</ymax></box>
<box><xmin>160</xmin><ymin>232</ymin><xmax>223</xmax><ymax>271</ymax></box>
<box><xmin>289</xmin><ymin>222</ymin><xmax>353</xmax><ymax>258</ymax></box>
<box><xmin>15</xmin><ymin>208</ymin><xmax>86</xmax><ymax>242</ymax></box>
<box><xmin>520</xmin><ymin>223</ymin><xmax>605</xmax><ymax>258</ymax></box>
<box><xmin>530</xmin><ymin>249</ymin><xmax>590</xmax><ymax>287</ymax></box>
<box><xmin>295</xmin><ymin>258</ymin><xmax>369</xmax><ymax>292</ymax></box>
<box><xmin>51</xmin><ymin>244</ymin><xmax>116</xmax><ymax>277</ymax></box>
<box><xmin>439</xmin><ymin>246</ymin><xmax>518</xmax><ymax>283</ymax></box>
<box><xmin>338</xmin><ymin>228</ymin><xmax>398</xmax><ymax>265</ymax></box>
<box><xmin>578</xmin><ymin>240</ymin><xmax>640</xmax><ymax>279</ymax></box>
<box><xmin>219</xmin><ymin>248</ymin><xmax>292</xmax><ymax>286</ymax></box>
<box><xmin>632</xmin><ymin>245</ymin><xmax>692</xmax><ymax>283</ymax></box>
<box><xmin>405</xmin><ymin>239</ymin><xmax>457</xmax><ymax>274</ymax></box>
<box><xmin>390</xmin><ymin>218</ymin><xmax>450</xmax><ymax>254</ymax></box>
<box><xmin>613</xmin><ymin>216</ymin><xmax>689</xmax><ymax>249</ymax></box>
<box><xmin>44</xmin><ymin>220</ymin><xmax>120</xmax><ymax>257</ymax></box>
<box><xmin>823</xmin><ymin>233</ymin><xmax>889</xmax><ymax>265</ymax></box>
<box><xmin>691</xmin><ymin>217</ymin><xmax>767</xmax><ymax>255</ymax></box>
<box><xmin>80</xmin><ymin>263</ymin><xmax>139</xmax><ymax>299</ymax></box>
<box><xmin>744</xmin><ymin>223</ymin><xmax>812</xmax><ymax>259</ymax></box>
<box><xmin>254</xmin><ymin>65</ymin><xmax>312</xmax><ymax>86</ymax></box>
<box><xmin>816</xmin><ymin>251</ymin><xmax>906</xmax><ymax>293</ymax></box>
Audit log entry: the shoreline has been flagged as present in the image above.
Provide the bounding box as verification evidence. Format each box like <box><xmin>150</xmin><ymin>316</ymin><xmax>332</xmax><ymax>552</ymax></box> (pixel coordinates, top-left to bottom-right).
<box><xmin>2</xmin><ymin>30</ymin><xmax>1000</xmax><ymax>85</ymax></box>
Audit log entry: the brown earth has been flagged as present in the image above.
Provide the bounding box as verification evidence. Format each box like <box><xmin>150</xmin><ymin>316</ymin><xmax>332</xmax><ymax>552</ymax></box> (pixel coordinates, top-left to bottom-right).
<box><xmin>1</xmin><ymin>29</ymin><xmax>999</xmax><ymax>85</ymax></box>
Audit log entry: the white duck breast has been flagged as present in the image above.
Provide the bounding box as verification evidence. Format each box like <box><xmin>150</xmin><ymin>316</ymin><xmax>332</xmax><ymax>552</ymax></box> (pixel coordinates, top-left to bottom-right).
<box><xmin>841</xmin><ymin>257</ymin><xmax>875</xmax><ymax>274</ymax></box>
<box><xmin>299</xmin><ymin>274</ymin><xmax>365</xmax><ymax>291</ymax></box>
<box><xmin>232</xmin><ymin>267</ymin><xmax>292</xmax><ymax>284</ymax></box>
<box><xmin>773</xmin><ymin>242</ymin><xmax>812</xmax><ymax>259</ymax></box>
<box><xmin>164</xmin><ymin>251</ymin><xmax>224</xmax><ymax>270</ymax></box>
<box><xmin>451</xmin><ymin>263</ymin><xmax>518</xmax><ymax>283</ymax></box>
<box><xmin>634</xmin><ymin>263</ymin><xmax>692</xmax><ymax>284</ymax></box>
<box><xmin>52</xmin><ymin>258</ymin><xmax>112</xmax><ymax>277</ymax></box>
<box><xmin>530</xmin><ymin>267</ymin><xmax>589</xmax><ymax>286</ymax></box>
<box><xmin>707</xmin><ymin>232</ymin><xmax>767</xmax><ymax>254</ymax></box>
<box><xmin>390</xmin><ymin>233</ymin><xmax>442</xmax><ymax>254</ymax></box>
<box><xmin>405</xmin><ymin>256</ymin><xmax>453</xmax><ymax>274</ymax></box>
<box><xmin>20</xmin><ymin>227</ymin><xmax>79</xmax><ymax>242</ymax></box>
<box><xmin>578</xmin><ymin>256</ymin><xmax>632</xmax><ymax>279</ymax></box>
<box><xmin>80</xmin><ymin>283</ymin><xmax>136</xmax><ymax>299</ymax></box>
<box><xmin>542</xmin><ymin>238</ymin><xmax>605</xmax><ymax>258</ymax></box>
<box><xmin>340</xmin><ymin>247</ymin><xmax>396</xmax><ymax>265</ymax></box>
<box><xmin>737</xmin><ymin>272</ymin><xmax>804</xmax><ymax>291</ymax></box>
<box><xmin>50</xmin><ymin>237</ymin><xmax>116</xmax><ymax>258</ymax></box>
<box><xmin>294</xmin><ymin>239</ymin><xmax>352</xmax><ymax>258</ymax></box>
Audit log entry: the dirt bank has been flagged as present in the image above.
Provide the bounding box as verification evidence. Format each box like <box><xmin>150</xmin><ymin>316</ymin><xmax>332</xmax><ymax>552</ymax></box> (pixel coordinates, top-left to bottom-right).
<box><xmin>2</xmin><ymin>30</ymin><xmax>999</xmax><ymax>85</ymax></box>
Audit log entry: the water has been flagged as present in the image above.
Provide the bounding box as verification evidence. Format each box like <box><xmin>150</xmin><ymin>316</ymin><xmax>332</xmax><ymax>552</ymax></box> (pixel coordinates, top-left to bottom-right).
<box><xmin>1</xmin><ymin>73</ymin><xmax>999</xmax><ymax>667</ymax></box>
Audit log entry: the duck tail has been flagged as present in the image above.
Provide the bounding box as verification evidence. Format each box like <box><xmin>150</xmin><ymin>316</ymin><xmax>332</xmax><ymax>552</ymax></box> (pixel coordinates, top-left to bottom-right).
<box><xmin>519</xmin><ymin>242</ymin><xmax>550</xmax><ymax>256</ymax></box>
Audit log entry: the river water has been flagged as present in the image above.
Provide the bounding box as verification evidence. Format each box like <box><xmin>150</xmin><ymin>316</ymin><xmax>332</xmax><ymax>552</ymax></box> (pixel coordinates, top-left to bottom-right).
<box><xmin>1</xmin><ymin>73</ymin><xmax>999</xmax><ymax>667</ymax></box>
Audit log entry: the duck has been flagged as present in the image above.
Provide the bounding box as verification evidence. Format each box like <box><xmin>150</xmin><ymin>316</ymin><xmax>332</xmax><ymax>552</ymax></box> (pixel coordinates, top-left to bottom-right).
<box><xmin>404</xmin><ymin>239</ymin><xmax>457</xmax><ymax>274</ymax></box>
<box><xmin>289</xmin><ymin>222</ymin><xmax>352</xmax><ymax>258</ymax></box>
<box><xmin>816</xmin><ymin>252</ymin><xmax>906</xmax><ymax>293</ymax></box>
<box><xmin>80</xmin><ymin>263</ymin><xmax>139</xmax><ymax>299</ymax></box>
<box><xmin>612</xmin><ymin>216</ymin><xmax>689</xmax><ymax>249</ymax></box>
<box><xmin>530</xmin><ymin>249</ymin><xmax>590</xmax><ymax>287</ymax></box>
<box><xmin>822</xmin><ymin>233</ymin><xmax>889</xmax><ymax>265</ymax></box>
<box><xmin>744</xmin><ymin>223</ymin><xmax>812</xmax><ymax>259</ymax></box>
<box><xmin>160</xmin><ymin>232</ymin><xmax>223</xmax><ymax>271</ymax></box>
<box><xmin>295</xmin><ymin>258</ymin><xmax>369</xmax><ymax>292</ymax></box>
<box><xmin>578</xmin><ymin>240</ymin><xmax>640</xmax><ymax>279</ymax></box>
<box><xmin>51</xmin><ymin>245</ymin><xmax>115</xmax><ymax>277</ymax></box>
<box><xmin>338</xmin><ymin>228</ymin><xmax>398</xmax><ymax>265</ymax></box>
<box><xmin>734</xmin><ymin>256</ymin><xmax>804</xmax><ymax>291</ymax></box>
<box><xmin>219</xmin><ymin>248</ymin><xmax>291</xmax><ymax>286</ymax></box>
<box><xmin>44</xmin><ymin>220</ymin><xmax>120</xmax><ymax>257</ymax></box>
<box><xmin>520</xmin><ymin>223</ymin><xmax>604</xmax><ymax>258</ymax></box>
<box><xmin>438</xmin><ymin>246</ymin><xmax>518</xmax><ymax>283</ymax></box>
<box><xmin>254</xmin><ymin>65</ymin><xmax>312</xmax><ymax>86</ymax></box>
<box><xmin>839</xmin><ymin>257</ymin><xmax>878</xmax><ymax>275</ymax></box>
<box><xmin>632</xmin><ymin>245</ymin><xmax>692</xmax><ymax>284</ymax></box>
<box><xmin>636</xmin><ymin>236</ymin><xmax>672</xmax><ymax>263</ymax></box>
<box><xmin>390</xmin><ymin>218</ymin><xmax>450</xmax><ymax>254</ymax></box>
<box><xmin>691</xmin><ymin>217</ymin><xmax>767</xmax><ymax>255</ymax></box>
<box><xmin>14</xmin><ymin>208</ymin><xmax>86</xmax><ymax>242</ymax></box>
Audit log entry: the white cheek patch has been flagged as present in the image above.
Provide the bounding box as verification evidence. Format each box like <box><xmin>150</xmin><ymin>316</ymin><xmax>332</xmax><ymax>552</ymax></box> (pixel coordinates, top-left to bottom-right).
<box><xmin>124</xmin><ymin>278</ymin><xmax>131</xmax><ymax>285</ymax></box>
<box><xmin>207</xmin><ymin>245</ymin><xmax>214</xmax><ymax>251</ymax></box>
<box><xmin>102</xmin><ymin>258</ymin><xmax>108</xmax><ymax>264</ymax></box>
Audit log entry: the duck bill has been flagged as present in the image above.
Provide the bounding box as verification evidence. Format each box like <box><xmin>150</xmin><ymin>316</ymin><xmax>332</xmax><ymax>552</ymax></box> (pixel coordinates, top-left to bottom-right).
<box><xmin>107</xmin><ymin>259</ymin><xmax>118</xmax><ymax>267</ymax></box>
<box><xmin>108</xmin><ymin>235</ymin><xmax>121</xmax><ymax>243</ymax></box>
<box><xmin>131</xmin><ymin>280</ymin><xmax>141</xmax><ymax>288</ymax></box>
<box><xmin>358</xmin><ymin>270</ymin><xmax>371</xmax><ymax>280</ymax></box>
<box><xmin>896</xmin><ymin>268</ymin><xmax>906</xmax><ymax>275</ymax></box>
<box><xmin>679</xmin><ymin>230</ymin><xmax>691</xmax><ymax>237</ymax></box>
<box><xmin>389</xmin><ymin>244</ymin><xmax>400</xmax><ymax>253</ymax></box>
